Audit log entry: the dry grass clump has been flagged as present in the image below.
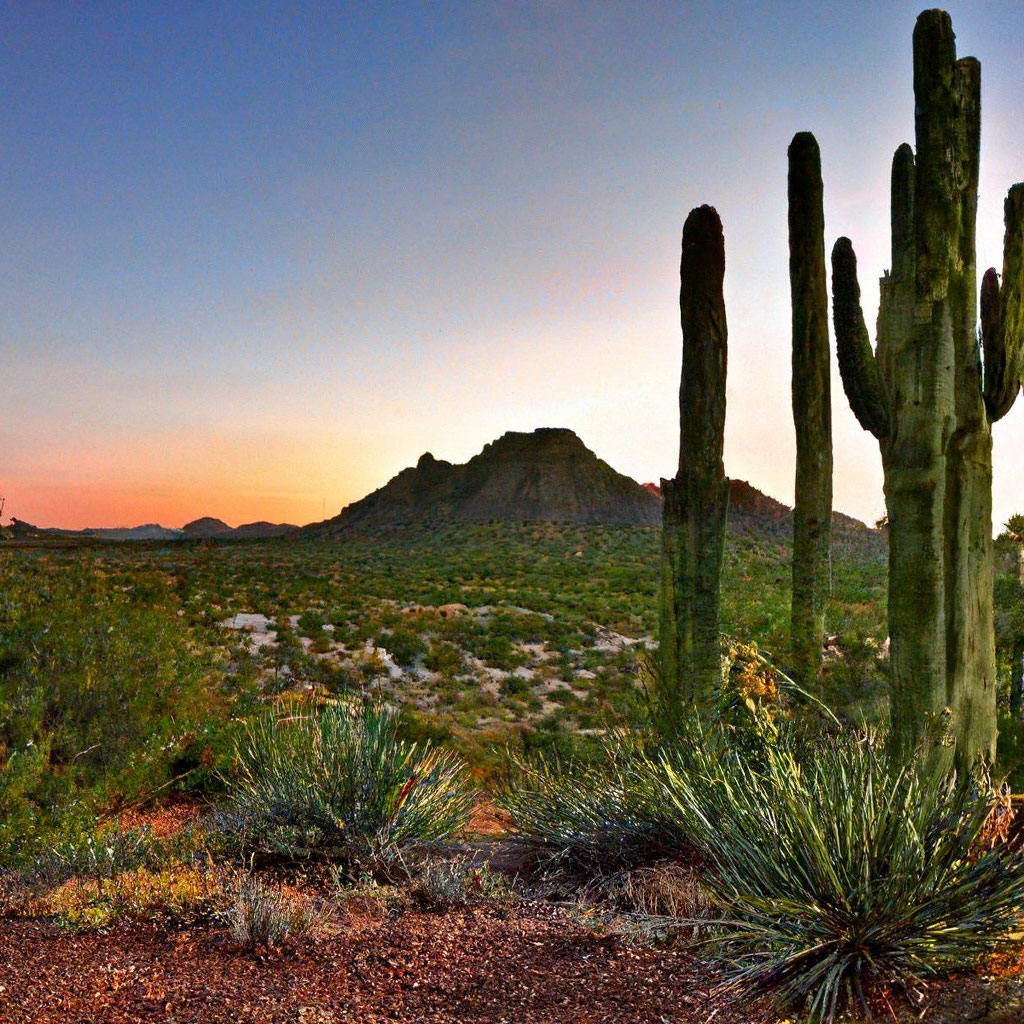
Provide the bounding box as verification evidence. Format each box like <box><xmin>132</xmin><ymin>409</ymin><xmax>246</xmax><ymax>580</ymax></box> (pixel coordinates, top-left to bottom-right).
<box><xmin>227</xmin><ymin>873</ymin><xmax>328</xmax><ymax>949</ymax></box>
<box><xmin>605</xmin><ymin>860</ymin><xmax>710</xmax><ymax>921</ymax></box>
<box><xmin>410</xmin><ymin>856</ymin><xmax>515</xmax><ymax>910</ymax></box>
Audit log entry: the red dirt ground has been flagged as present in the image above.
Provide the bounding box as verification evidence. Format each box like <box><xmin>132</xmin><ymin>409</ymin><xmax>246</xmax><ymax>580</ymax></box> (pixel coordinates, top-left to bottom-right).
<box><xmin>4</xmin><ymin>802</ymin><xmax>1023</xmax><ymax>1023</ymax></box>
<box><xmin>5</xmin><ymin>906</ymin><xmax>1024</xmax><ymax>1024</ymax></box>
<box><xmin>0</xmin><ymin>906</ymin><xmax>762</xmax><ymax>1024</ymax></box>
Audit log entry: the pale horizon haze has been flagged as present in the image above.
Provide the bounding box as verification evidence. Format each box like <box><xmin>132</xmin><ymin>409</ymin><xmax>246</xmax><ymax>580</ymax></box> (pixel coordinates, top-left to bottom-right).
<box><xmin>3</xmin><ymin>1</ymin><xmax>1024</xmax><ymax>530</ymax></box>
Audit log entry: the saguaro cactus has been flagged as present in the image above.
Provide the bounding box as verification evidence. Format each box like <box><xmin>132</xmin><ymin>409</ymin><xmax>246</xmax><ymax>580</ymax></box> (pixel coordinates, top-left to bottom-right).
<box><xmin>788</xmin><ymin>132</ymin><xmax>833</xmax><ymax>690</ymax></box>
<box><xmin>831</xmin><ymin>10</ymin><xmax>1024</xmax><ymax>767</ymax></box>
<box><xmin>659</xmin><ymin>206</ymin><xmax>729</xmax><ymax>715</ymax></box>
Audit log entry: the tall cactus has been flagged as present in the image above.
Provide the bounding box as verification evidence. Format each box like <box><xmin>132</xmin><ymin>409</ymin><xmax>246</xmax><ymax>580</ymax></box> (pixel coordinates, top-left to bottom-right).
<box><xmin>831</xmin><ymin>10</ymin><xmax>1024</xmax><ymax>768</ymax></box>
<box><xmin>659</xmin><ymin>205</ymin><xmax>729</xmax><ymax>717</ymax></box>
<box><xmin>788</xmin><ymin>132</ymin><xmax>833</xmax><ymax>690</ymax></box>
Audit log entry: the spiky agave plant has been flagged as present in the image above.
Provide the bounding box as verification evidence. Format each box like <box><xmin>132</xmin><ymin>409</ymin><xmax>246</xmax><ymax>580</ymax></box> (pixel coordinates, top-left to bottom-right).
<box><xmin>222</xmin><ymin>701</ymin><xmax>475</xmax><ymax>865</ymax></box>
<box><xmin>662</xmin><ymin>732</ymin><xmax>1024</xmax><ymax>1022</ymax></box>
<box><xmin>496</xmin><ymin>732</ymin><xmax>691</xmax><ymax>873</ymax></box>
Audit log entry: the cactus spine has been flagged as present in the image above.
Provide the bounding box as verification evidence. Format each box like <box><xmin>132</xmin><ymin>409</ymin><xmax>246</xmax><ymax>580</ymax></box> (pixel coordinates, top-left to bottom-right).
<box><xmin>831</xmin><ymin>10</ymin><xmax>1024</xmax><ymax>767</ymax></box>
<box><xmin>659</xmin><ymin>206</ymin><xmax>729</xmax><ymax>715</ymax></box>
<box><xmin>788</xmin><ymin>132</ymin><xmax>833</xmax><ymax>690</ymax></box>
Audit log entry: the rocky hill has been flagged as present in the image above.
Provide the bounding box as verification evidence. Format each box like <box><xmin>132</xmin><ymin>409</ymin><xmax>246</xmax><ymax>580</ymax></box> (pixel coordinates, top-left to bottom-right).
<box><xmin>182</xmin><ymin>517</ymin><xmax>234</xmax><ymax>538</ymax></box>
<box><xmin>310</xmin><ymin>428</ymin><xmax>662</xmax><ymax>535</ymax></box>
<box><xmin>181</xmin><ymin>518</ymin><xmax>299</xmax><ymax>539</ymax></box>
<box><xmin>641</xmin><ymin>478</ymin><xmax>880</xmax><ymax>550</ymax></box>
<box><xmin>307</xmin><ymin>427</ymin><xmax>883</xmax><ymax>560</ymax></box>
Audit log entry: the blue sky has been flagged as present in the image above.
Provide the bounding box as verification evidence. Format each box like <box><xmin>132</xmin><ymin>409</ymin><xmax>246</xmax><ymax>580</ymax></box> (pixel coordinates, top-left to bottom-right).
<box><xmin>2</xmin><ymin>1</ymin><xmax>1024</xmax><ymax>528</ymax></box>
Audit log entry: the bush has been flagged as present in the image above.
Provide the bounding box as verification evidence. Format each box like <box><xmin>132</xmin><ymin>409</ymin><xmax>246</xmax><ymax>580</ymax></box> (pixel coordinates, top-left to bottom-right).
<box><xmin>0</xmin><ymin>565</ymin><xmax>225</xmax><ymax>863</ymax></box>
<box><xmin>411</xmin><ymin>857</ymin><xmax>475</xmax><ymax>909</ymax></box>
<box><xmin>503</xmin><ymin>710</ymin><xmax>1024</xmax><ymax>1022</ymax></box>
<box><xmin>381</xmin><ymin>627</ymin><xmax>427</xmax><ymax>670</ymax></box>
<box><xmin>423</xmin><ymin>640</ymin><xmax>467</xmax><ymax>677</ymax></box>
<box><xmin>499</xmin><ymin>674</ymin><xmax>531</xmax><ymax>697</ymax></box>
<box><xmin>221</xmin><ymin>701</ymin><xmax>475</xmax><ymax>866</ymax></box>
<box><xmin>27</xmin><ymin>822</ymin><xmax>166</xmax><ymax>887</ymax></box>
<box><xmin>496</xmin><ymin>734</ymin><xmax>688</xmax><ymax>872</ymax></box>
<box><xmin>41</xmin><ymin>863</ymin><xmax>225</xmax><ymax>931</ymax></box>
<box><xmin>227</xmin><ymin>874</ymin><xmax>325</xmax><ymax>948</ymax></box>
<box><xmin>661</xmin><ymin>729</ymin><xmax>1024</xmax><ymax>1023</ymax></box>
<box><xmin>411</xmin><ymin>856</ymin><xmax>513</xmax><ymax>910</ymax></box>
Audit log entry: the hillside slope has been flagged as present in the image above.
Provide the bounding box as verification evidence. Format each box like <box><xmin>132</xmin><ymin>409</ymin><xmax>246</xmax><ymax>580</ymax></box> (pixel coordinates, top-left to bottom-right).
<box><xmin>311</xmin><ymin>428</ymin><xmax>662</xmax><ymax>534</ymax></box>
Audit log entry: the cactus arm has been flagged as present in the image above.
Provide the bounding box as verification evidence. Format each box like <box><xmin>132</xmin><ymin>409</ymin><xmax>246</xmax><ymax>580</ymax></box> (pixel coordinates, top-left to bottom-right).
<box><xmin>831</xmin><ymin>238</ymin><xmax>890</xmax><ymax>439</ymax></box>
<box><xmin>890</xmin><ymin>143</ymin><xmax>915</xmax><ymax>282</ymax></box>
<box><xmin>878</xmin><ymin>144</ymin><xmax>916</xmax><ymax>389</ymax></box>
<box><xmin>912</xmin><ymin>9</ymin><xmax>959</xmax><ymax>304</ymax></box>
<box><xmin>985</xmin><ymin>184</ymin><xmax>1024</xmax><ymax>422</ymax></box>
<box><xmin>982</xmin><ymin>268</ymin><xmax>1009</xmax><ymax>421</ymax></box>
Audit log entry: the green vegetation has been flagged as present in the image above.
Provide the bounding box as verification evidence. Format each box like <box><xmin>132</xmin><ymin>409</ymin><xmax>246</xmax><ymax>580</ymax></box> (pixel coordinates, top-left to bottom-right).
<box><xmin>221</xmin><ymin>702</ymin><xmax>474</xmax><ymax>866</ymax></box>
<box><xmin>502</xmin><ymin>707</ymin><xmax>1024</xmax><ymax>1024</ymax></box>
<box><xmin>0</xmin><ymin>516</ymin><xmax>888</xmax><ymax>864</ymax></box>
<box><xmin>0</xmin><ymin>557</ymin><xmax>243</xmax><ymax>861</ymax></box>
<box><xmin>667</xmin><ymin>730</ymin><xmax>1024</xmax><ymax>1023</ymax></box>
<box><xmin>227</xmin><ymin>874</ymin><xmax>326</xmax><ymax>948</ymax></box>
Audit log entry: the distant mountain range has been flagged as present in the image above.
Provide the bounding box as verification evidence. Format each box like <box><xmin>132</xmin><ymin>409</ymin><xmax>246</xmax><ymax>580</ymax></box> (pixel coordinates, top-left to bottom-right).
<box><xmin>2</xmin><ymin>517</ymin><xmax>298</xmax><ymax>542</ymax></box>
<box><xmin>643</xmin><ymin>478</ymin><xmax>880</xmax><ymax>547</ymax></box>
<box><xmin>2</xmin><ymin>425</ymin><xmax>881</xmax><ymax>548</ymax></box>
<box><xmin>304</xmin><ymin>426</ymin><xmax>879</xmax><ymax>545</ymax></box>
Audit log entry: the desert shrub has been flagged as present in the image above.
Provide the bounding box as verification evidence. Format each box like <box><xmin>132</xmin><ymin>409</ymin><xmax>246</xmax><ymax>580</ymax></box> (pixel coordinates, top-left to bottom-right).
<box><xmin>27</xmin><ymin>822</ymin><xmax>166</xmax><ymax>887</ymax></box>
<box><xmin>472</xmin><ymin>632</ymin><xmax>529</xmax><ymax>671</ymax></box>
<box><xmin>396</xmin><ymin>709</ymin><xmax>456</xmax><ymax>748</ymax></box>
<box><xmin>380</xmin><ymin>627</ymin><xmax>427</xmax><ymax>670</ymax></box>
<box><xmin>517</xmin><ymin>721</ymin><xmax>606</xmax><ymax>763</ymax></box>
<box><xmin>0</xmin><ymin>566</ymin><xmax>224</xmax><ymax>863</ymax></box>
<box><xmin>411</xmin><ymin>856</ymin><xmax>514</xmax><ymax>910</ymax></box>
<box><xmin>41</xmin><ymin>863</ymin><xmax>225</xmax><ymax>931</ymax></box>
<box><xmin>504</xmin><ymin>702</ymin><xmax>1024</xmax><ymax>1022</ymax></box>
<box><xmin>220</xmin><ymin>702</ymin><xmax>475</xmax><ymax>865</ymax></box>
<box><xmin>597</xmin><ymin>860</ymin><xmax>713</xmax><ymax>945</ymax></box>
<box><xmin>497</xmin><ymin>734</ymin><xmax>688</xmax><ymax>872</ymax></box>
<box><xmin>499</xmin><ymin>673</ymin><xmax>531</xmax><ymax>697</ymax></box>
<box><xmin>411</xmin><ymin>857</ymin><xmax>474</xmax><ymax>909</ymax></box>
<box><xmin>606</xmin><ymin>860</ymin><xmax>709</xmax><ymax>918</ymax></box>
<box><xmin>424</xmin><ymin>640</ymin><xmax>468</xmax><ymax>677</ymax></box>
<box><xmin>661</xmin><ymin>730</ymin><xmax>1024</xmax><ymax>1023</ymax></box>
<box><xmin>295</xmin><ymin>611</ymin><xmax>324</xmax><ymax>637</ymax></box>
<box><xmin>227</xmin><ymin>874</ymin><xmax>325</xmax><ymax>948</ymax></box>
<box><xmin>330</xmin><ymin>868</ymin><xmax>411</xmax><ymax>918</ymax></box>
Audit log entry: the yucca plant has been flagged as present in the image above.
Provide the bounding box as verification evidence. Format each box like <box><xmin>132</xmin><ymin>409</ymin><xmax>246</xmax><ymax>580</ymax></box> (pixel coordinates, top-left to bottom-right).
<box><xmin>497</xmin><ymin>734</ymin><xmax>691</xmax><ymax>872</ymax></box>
<box><xmin>221</xmin><ymin>701</ymin><xmax>474</xmax><ymax>866</ymax></box>
<box><xmin>662</xmin><ymin>730</ymin><xmax>1024</xmax><ymax>1022</ymax></box>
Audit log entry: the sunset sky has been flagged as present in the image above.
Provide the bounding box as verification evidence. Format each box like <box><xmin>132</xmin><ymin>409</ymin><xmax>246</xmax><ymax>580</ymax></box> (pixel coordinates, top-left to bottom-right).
<box><xmin>3</xmin><ymin>1</ymin><xmax>1024</xmax><ymax>530</ymax></box>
